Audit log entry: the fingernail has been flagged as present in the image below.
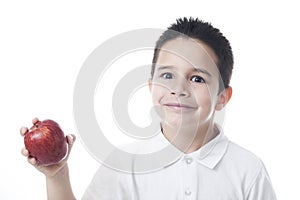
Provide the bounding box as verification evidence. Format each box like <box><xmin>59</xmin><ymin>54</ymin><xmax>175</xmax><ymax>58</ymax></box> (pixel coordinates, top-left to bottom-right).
<box><xmin>68</xmin><ymin>135</ymin><xmax>74</xmax><ymax>143</ymax></box>
<box><xmin>20</xmin><ymin>127</ymin><xmax>27</xmax><ymax>134</ymax></box>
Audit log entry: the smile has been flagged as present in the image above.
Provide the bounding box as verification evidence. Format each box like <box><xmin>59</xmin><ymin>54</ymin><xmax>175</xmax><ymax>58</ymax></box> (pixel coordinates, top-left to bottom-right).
<box><xmin>163</xmin><ymin>103</ymin><xmax>197</xmax><ymax>112</ymax></box>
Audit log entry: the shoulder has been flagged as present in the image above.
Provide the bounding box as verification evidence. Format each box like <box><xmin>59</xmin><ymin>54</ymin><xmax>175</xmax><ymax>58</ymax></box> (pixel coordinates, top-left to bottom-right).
<box><xmin>225</xmin><ymin>140</ymin><xmax>264</xmax><ymax>168</ymax></box>
<box><xmin>83</xmin><ymin>164</ymin><xmax>136</xmax><ymax>199</ymax></box>
<box><xmin>220</xmin><ymin>139</ymin><xmax>265</xmax><ymax>183</ymax></box>
<box><xmin>225</xmin><ymin>141</ymin><xmax>277</xmax><ymax>199</ymax></box>
<box><xmin>222</xmin><ymin>139</ymin><xmax>276</xmax><ymax>198</ymax></box>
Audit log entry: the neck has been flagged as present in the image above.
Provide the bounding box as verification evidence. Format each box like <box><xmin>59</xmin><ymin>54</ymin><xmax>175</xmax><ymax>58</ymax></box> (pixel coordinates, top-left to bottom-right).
<box><xmin>161</xmin><ymin>121</ymin><xmax>219</xmax><ymax>154</ymax></box>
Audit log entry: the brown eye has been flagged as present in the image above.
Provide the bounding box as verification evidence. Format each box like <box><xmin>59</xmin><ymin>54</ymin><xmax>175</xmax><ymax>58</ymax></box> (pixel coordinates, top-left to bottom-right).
<box><xmin>191</xmin><ymin>76</ymin><xmax>205</xmax><ymax>83</ymax></box>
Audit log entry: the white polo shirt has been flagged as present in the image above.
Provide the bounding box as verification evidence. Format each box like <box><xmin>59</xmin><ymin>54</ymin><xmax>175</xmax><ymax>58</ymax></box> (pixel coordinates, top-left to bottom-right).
<box><xmin>82</xmin><ymin>128</ymin><xmax>277</xmax><ymax>200</ymax></box>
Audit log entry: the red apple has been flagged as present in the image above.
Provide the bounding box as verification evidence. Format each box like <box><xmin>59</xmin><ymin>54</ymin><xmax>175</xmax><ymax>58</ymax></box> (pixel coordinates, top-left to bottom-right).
<box><xmin>24</xmin><ymin>119</ymin><xmax>67</xmax><ymax>166</ymax></box>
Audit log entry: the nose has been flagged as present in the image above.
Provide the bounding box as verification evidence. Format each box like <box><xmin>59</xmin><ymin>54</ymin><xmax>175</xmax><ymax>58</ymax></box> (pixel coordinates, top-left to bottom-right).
<box><xmin>170</xmin><ymin>79</ymin><xmax>190</xmax><ymax>97</ymax></box>
<box><xmin>170</xmin><ymin>89</ymin><xmax>189</xmax><ymax>97</ymax></box>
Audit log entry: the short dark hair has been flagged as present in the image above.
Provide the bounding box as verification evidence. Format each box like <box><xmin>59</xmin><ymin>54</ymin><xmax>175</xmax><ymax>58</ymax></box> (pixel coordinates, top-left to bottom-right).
<box><xmin>151</xmin><ymin>17</ymin><xmax>233</xmax><ymax>90</ymax></box>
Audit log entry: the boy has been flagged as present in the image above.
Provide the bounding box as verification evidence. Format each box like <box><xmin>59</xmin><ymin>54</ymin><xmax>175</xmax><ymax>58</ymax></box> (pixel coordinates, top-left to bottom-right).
<box><xmin>21</xmin><ymin>17</ymin><xmax>277</xmax><ymax>199</ymax></box>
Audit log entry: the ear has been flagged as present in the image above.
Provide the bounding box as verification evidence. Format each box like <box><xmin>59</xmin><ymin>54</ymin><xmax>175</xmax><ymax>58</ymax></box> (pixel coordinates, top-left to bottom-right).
<box><xmin>148</xmin><ymin>79</ymin><xmax>152</xmax><ymax>92</ymax></box>
<box><xmin>215</xmin><ymin>86</ymin><xmax>232</xmax><ymax>111</ymax></box>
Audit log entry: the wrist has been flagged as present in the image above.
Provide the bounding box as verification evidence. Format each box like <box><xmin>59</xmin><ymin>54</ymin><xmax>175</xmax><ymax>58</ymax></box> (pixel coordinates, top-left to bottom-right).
<box><xmin>46</xmin><ymin>163</ymin><xmax>76</xmax><ymax>200</ymax></box>
<box><xmin>46</xmin><ymin>163</ymin><xmax>69</xmax><ymax>181</ymax></box>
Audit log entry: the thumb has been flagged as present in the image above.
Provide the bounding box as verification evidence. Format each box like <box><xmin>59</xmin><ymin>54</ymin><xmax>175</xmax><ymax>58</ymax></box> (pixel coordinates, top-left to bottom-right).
<box><xmin>64</xmin><ymin>134</ymin><xmax>76</xmax><ymax>160</ymax></box>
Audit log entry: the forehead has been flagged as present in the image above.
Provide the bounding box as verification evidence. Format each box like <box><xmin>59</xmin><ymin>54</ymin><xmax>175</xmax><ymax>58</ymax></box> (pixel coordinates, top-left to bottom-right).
<box><xmin>156</xmin><ymin>38</ymin><xmax>218</xmax><ymax>74</ymax></box>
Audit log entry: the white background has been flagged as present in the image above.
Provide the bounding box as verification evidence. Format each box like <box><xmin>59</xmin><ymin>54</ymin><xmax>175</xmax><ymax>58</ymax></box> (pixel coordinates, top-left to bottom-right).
<box><xmin>1</xmin><ymin>0</ymin><xmax>299</xmax><ymax>199</ymax></box>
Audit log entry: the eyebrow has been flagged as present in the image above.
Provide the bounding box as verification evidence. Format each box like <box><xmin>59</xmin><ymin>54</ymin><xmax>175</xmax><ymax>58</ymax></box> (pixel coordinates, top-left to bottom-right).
<box><xmin>193</xmin><ymin>67</ymin><xmax>212</xmax><ymax>77</ymax></box>
<box><xmin>157</xmin><ymin>65</ymin><xmax>212</xmax><ymax>77</ymax></box>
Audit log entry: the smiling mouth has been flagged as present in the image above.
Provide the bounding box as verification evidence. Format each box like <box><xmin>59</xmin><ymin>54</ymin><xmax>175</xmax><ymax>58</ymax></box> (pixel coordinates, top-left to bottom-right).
<box><xmin>163</xmin><ymin>103</ymin><xmax>197</xmax><ymax>111</ymax></box>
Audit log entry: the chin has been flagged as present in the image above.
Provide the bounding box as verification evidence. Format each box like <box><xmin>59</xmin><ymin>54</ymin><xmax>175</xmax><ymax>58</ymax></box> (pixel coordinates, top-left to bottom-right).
<box><xmin>163</xmin><ymin>115</ymin><xmax>200</xmax><ymax>129</ymax></box>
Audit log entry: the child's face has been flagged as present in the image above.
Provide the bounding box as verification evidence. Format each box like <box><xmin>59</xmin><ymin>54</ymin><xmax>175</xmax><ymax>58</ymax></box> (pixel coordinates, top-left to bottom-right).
<box><xmin>150</xmin><ymin>37</ymin><xmax>226</xmax><ymax>129</ymax></box>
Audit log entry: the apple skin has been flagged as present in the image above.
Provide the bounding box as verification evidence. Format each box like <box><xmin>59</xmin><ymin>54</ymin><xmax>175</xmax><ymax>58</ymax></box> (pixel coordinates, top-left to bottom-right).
<box><xmin>24</xmin><ymin>119</ymin><xmax>67</xmax><ymax>166</ymax></box>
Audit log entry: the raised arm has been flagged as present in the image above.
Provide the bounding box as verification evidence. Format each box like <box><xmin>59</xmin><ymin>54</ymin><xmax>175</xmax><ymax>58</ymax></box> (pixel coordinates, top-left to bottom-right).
<box><xmin>20</xmin><ymin>117</ymin><xmax>77</xmax><ymax>200</ymax></box>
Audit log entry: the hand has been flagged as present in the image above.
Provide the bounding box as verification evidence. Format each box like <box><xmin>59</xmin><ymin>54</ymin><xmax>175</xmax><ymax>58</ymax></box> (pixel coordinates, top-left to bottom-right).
<box><xmin>20</xmin><ymin>117</ymin><xmax>76</xmax><ymax>178</ymax></box>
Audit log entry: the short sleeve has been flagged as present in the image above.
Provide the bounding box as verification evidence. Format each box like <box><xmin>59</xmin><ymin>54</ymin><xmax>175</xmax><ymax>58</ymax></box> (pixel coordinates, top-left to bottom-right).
<box><xmin>246</xmin><ymin>162</ymin><xmax>277</xmax><ymax>200</ymax></box>
<box><xmin>82</xmin><ymin>165</ymin><xmax>135</xmax><ymax>200</ymax></box>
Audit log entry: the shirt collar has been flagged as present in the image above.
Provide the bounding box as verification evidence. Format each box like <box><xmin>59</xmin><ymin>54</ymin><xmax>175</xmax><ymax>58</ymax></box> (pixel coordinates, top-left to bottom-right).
<box><xmin>157</xmin><ymin>124</ymin><xmax>229</xmax><ymax>170</ymax></box>
<box><xmin>194</xmin><ymin>128</ymin><xmax>229</xmax><ymax>169</ymax></box>
<box><xmin>149</xmin><ymin>124</ymin><xmax>229</xmax><ymax>169</ymax></box>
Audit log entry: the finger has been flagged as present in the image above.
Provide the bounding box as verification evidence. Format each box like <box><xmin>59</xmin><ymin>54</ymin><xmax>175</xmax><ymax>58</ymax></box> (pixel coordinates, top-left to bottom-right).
<box><xmin>66</xmin><ymin>134</ymin><xmax>76</xmax><ymax>145</ymax></box>
<box><xmin>32</xmin><ymin>117</ymin><xmax>39</xmax><ymax>125</ymax></box>
<box><xmin>21</xmin><ymin>148</ymin><xmax>29</xmax><ymax>157</ymax></box>
<box><xmin>20</xmin><ymin>127</ymin><xmax>28</xmax><ymax>136</ymax></box>
<box><xmin>64</xmin><ymin>134</ymin><xmax>76</xmax><ymax>160</ymax></box>
<box><xmin>27</xmin><ymin>157</ymin><xmax>37</xmax><ymax>165</ymax></box>
<box><xmin>66</xmin><ymin>134</ymin><xmax>76</xmax><ymax>153</ymax></box>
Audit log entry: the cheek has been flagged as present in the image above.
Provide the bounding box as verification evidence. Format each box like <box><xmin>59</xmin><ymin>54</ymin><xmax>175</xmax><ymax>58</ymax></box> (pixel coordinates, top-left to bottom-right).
<box><xmin>192</xmin><ymin>86</ymin><xmax>212</xmax><ymax>106</ymax></box>
<box><xmin>192</xmin><ymin>88</ymin><xmax>215</xmax><ymax>119</ymax></box>
<box><xmin>150</xmin><ymin>85</ymin><xmax>169</xmax><ymax>121</ymax></box>
<box><xmin>198</xmin><ymin>97</ymin><xmax>212</xmax><ymax>118</ymax></box>
<box><xmin>151</xmin><ymin>85</ymin><xmax>166</xmax><ymax>104</ymax></box>
<box><xmin>193</xmin><ymin>82</ymin><xmax>219</xmax><ymax>107</ymax></box>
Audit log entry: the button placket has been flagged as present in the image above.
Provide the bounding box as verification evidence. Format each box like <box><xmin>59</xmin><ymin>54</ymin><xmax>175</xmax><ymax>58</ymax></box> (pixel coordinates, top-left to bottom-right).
<box><xmin>182</xmin><ymin>156</ymin><xmax>195</xmax><ymax>199</ymax></box>
<box><xmin>185</xmin><ymin>157</ymin><xmax>193</xmax><ymax>165</ymax></box>
<box><xmin>185</xmin><ymin>188</ymin><xmax>192</xmax><ymax>196</ymax></box>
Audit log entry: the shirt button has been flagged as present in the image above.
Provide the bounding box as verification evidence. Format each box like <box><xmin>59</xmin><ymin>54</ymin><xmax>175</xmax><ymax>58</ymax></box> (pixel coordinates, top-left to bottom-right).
<box><xmin>185</xmin><ymin>188</ymin><xmax>192</xmax><ymax>196</ymax></box>
<box><xmin>185</xmin><ymin>157</ymin><xmax>193</xmax><ymax>164</ymax></box>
